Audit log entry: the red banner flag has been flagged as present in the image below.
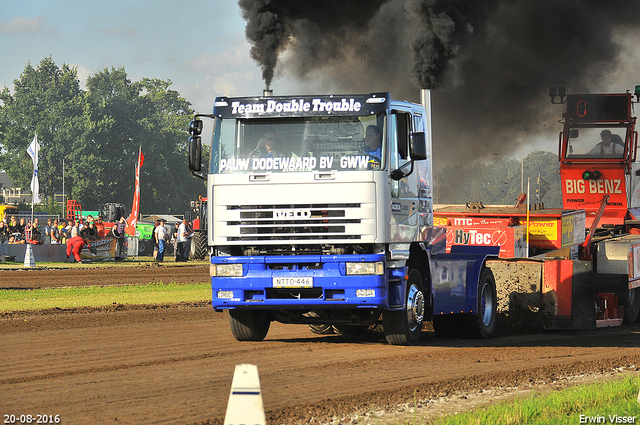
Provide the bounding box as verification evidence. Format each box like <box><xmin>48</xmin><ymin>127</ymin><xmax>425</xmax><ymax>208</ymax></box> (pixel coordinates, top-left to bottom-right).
<box><xmin>125</xmin><ymin>148</ymin><xmax>143</xmax><ymax>236</ymax></box>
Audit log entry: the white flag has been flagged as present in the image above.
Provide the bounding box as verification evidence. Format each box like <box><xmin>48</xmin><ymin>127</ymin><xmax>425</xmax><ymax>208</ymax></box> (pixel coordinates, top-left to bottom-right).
<box><xmin>27</xmin><ymin>134</ymin><xmax>41</xmax><ymax>204</ymax></box>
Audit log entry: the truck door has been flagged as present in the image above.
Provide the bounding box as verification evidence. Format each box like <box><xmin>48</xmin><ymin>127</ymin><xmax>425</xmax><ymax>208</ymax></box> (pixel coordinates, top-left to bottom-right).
<box><xmin>389</xmin><ymin>110</ymin><xmax>420</xmax><ymax>241</ymax></box>
<box><xmin>412</xmin><ymin>113</ymin><xmax>433</xmax><ymax>230</ymax></box>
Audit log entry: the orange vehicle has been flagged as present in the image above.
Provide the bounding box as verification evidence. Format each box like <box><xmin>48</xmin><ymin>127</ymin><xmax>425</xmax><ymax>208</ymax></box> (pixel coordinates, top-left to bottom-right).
<box><xmin>433</xmin><ymin>87</ymin><xmax>640</xmax><ymax>330</ymax></box>
<box><xmin>556</xmin><ymin>89</ymin><xmax>639</xmax><ymax>229</ymax></box>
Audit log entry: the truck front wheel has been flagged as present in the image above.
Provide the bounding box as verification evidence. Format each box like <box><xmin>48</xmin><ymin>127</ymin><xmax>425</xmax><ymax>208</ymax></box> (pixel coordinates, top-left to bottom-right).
<box><xmin>455</xmin><ymin>266</ymin><xmax>497</xmax><ymax>339</ymax></box>
<box><xmin>228</xmin><ymin>310</ymin><xmax>271</xmax><ymax>341</ymax></box>
<box><xmin>383</xmin><ymin>269</ymin><xmax>424</xmax><ymax>346</ymax></box>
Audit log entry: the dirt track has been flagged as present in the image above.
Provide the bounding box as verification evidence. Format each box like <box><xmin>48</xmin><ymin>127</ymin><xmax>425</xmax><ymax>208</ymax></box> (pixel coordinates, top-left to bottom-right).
<box><xmin>1</xmin><ymin>266</ymin><xmax>640</xmax><ymax>424</ymax></box>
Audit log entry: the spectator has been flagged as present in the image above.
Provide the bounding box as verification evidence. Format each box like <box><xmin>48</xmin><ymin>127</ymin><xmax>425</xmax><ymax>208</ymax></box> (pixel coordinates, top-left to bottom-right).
<box><xmin>25</xmin><ymin>219</ymin><xmax>32</xmax><ymax>240</ymax></box>
<box><xmin>8</xmin><ymin>235</ymin><xmax>25</xmax><ymax>244</ymax></box>
<box><xmin>176</xmin><ymin>219</ymin><xmax>190</xmax><ymax>262</ymax></box>
<box><xmin>43</xmin><ymin>218</ymin><xmax>52</xmax><ymax>244</ymax></box>
<box><xmin>17</xmin><ymin>217</ymin><xmax>26</xmax><ymax>236</ymax></box>
<box><xmin>95</xmin><ymin>216</ymin><xmax>106</xmax><ymax>237</ymax></box>
<box><xmin>81</xmin><ymin>222</ymin><xmax>98</xmax><ymax>240</ymax></box>
<box><xmin>113</xmin><ymin>216</ymin><xmax>126</xmax><ymax>259</ymax></box>
<box><xmin>154</xmin><ymin>220</ymin><xmax>168</xmax><ymax>262</ymax></box>
<box><xmin>51</xmin><ymin>219</ymin><xmax>60</xmax><ymax>244</ymax></box>
<box><xmin>70</xmin><ymin>219</ymin><xmax>79</xmax><ymax>238</ymax></box>
<box><xmin>152</xmin><ymin>220</ymin><xmax>160</xmax><ymax>260</ymax></box>
<box><xmin>173</xmin><ymin>222</ymin><xmax>179</xmax><ymax>260</ymax></box>
<box><xmin>60</xmin><ymin>220</ymin><xmax>71</xmax><ymax>244</ymax></box>
<box><xmin>0</xmin><ymin>220</ymin><xmax>7</xmax><ymax>243</ymax></box>
<box><xmin>31</xmin><ymin>218</ymin><xmax>41</xmax><ymax>242</ymax></box>
<box><xmin>7</xmin><ymin>216</ymin><xmax>19</xmax><ymax>234</ymax></box>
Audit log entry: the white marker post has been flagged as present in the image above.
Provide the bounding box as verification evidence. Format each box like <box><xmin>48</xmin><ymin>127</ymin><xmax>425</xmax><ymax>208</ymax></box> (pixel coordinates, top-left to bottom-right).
<box><xmin>23</xmin><ymin>244</ymin><xmax>36</xmax><ymax>268</ymax></box>
<box><xmin>223</xmin><ymin>364</ymin><xmax>266</xmax><ymax>425</ymax></box>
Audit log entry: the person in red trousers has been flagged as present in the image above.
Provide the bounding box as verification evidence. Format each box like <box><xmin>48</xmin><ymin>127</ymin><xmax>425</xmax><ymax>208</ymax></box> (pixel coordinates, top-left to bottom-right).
<box><xmin>66</xmin><ymin>236</ymin><xmax>86</xmax><ymax>263</ymax></box>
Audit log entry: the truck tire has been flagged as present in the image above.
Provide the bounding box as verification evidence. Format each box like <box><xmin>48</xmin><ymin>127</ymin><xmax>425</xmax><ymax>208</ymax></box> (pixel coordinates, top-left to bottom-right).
<box><xmin>191</xmin><ymin>231</ymin><xmax>208</xmax><ymax>260</ymax></box>
<box><xmin>138</xmin><ymin>239</ymin><xmax>151</xmax><ymax>256</ymax></box>
<box><xmin>228</xmin><ymin>310</ymin><xmax>271</xmax><ymax>341</ymax></box>
<box><xmin>623</xmin><ymin>287</ymin><xmax>640</xmax><ymax>324</ymax></box>
<box><xmin>382</xmin><ymin>269</ymin><xmax>424</xmax><ymax>345</ymax></box>
<box><xmin>455</xmin><ymin>266</ymin><xmax>497</xmax><ymax>339</ymax></box>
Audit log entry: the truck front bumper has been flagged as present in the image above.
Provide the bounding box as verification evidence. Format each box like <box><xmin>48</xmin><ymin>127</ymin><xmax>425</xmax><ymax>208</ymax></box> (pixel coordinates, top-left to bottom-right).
<box><xmin>210</xmin><ymin>254</ymin><xmax>394</xmax><ymax>310</ymax></box>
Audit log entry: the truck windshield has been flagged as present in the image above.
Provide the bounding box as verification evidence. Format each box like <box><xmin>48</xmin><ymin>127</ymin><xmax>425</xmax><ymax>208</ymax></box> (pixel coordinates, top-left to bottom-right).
<box><xmin>565</xmin><ymin>126</ymin><xmax>627</xmax><ymax>159</ymax></box>
<box><xmin>210</xmin><ymin>114</ymin><xmax>386</xmax><ymax>174</ymax></box>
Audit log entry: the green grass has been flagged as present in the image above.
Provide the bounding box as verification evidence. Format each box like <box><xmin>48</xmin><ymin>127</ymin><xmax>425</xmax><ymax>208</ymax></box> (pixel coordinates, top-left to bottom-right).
<box><xmin>0</xmin><ymin>257</ymin><xmax>209</xmax><ymax>270</ymax></box>
<box><xmin>0</xmin><ymin>282</ymin><xmax>211</xmax><ymax>312</ymax></box>
<box><xmin>429</xmin><ymin>375</ymin><xmax>640</xmax><ymax>425</ymax></box>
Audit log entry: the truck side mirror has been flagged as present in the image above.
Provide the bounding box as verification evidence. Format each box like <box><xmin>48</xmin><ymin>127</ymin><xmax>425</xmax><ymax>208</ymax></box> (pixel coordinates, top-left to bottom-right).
<box><xmin>410</xmin><ymin>132</ymin><xmax>427</xmax><ymax>161</ymax></box>
<box><xmin>569</xmin><ymin>129</ymin><xmax>579</xmax><ymax>138</ymax></box>
<box><xmin>188</xmin><ymin>119</ymin><xmax>203</xmax><ymax>173</ymax></box>
<box><xmin>188</xmin><ymin>135</ymin><xmax>202</xmax><ymax>173</ymax></box>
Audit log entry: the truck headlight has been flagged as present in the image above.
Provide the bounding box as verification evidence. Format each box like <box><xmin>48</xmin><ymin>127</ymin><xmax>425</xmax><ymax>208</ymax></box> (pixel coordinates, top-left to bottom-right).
<box><xmin>346</xmin><ymin>261</ymin><xmax>384</xmax><ymax>275</ymax></box>
<box><xmin>211</xmin><ymin>264</ymin><xmax>243</xmax><ymax>277</ymax></box>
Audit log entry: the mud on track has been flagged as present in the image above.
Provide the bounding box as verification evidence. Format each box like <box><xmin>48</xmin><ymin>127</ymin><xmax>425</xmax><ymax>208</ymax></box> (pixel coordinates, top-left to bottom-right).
<box><xmin>1</xmin><ymin>265</ymin><xmax>640</xmax><ymax>424</ymax></box>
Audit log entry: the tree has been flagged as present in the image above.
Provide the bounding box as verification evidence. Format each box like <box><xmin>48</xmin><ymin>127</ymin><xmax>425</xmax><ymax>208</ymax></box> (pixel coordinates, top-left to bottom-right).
<box><xmin>83</xmin><ymin>69</ymin><xmax>204</xmax><ymax>213</ymax></box>
<box><xmin>0</xmin><ymin>57</ymin><xmax>86</xmax><ymax>202</ymax></box>
<box><xmin>0</xmin><ymin>58</ymin><xmax>205</xmax><ymax>215</ymax></box>
<box><xmin>436</xmin><ymin>151</ymin><xmax>561</xmax><ymax>207</ymax></box>
<box><xmin>134</xmin><ymin>77</ymin><xmax>205</xmax><ymax>213</ymax></box>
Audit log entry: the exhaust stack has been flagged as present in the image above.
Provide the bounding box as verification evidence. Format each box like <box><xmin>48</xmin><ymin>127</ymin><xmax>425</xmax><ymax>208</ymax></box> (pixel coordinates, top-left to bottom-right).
<box><xmin>420</xmin><ymin>89</ymin><xmax>433</xmax><ymax>148</ymax></box>
<box><xmin>263</xmin><ymin>89</ymin><xmax>273</xmax><ymax>97</ymax></box>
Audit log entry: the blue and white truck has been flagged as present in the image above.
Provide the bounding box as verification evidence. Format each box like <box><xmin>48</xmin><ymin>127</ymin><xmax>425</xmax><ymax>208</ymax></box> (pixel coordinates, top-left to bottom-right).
<box><xmin>188</xmin><ymin>89</ymin><xmax>499</xmax><ymax>345</ymax></box>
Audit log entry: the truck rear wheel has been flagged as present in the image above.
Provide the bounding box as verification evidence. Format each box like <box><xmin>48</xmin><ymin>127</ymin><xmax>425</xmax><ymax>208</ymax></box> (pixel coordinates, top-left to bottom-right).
<box><xmin>623</xmin><ymin>287</ymin><xmax>640</xmax><ymax>324</ymax></box>
<box><xmin>228</xmin><ymin>310</ymin><xmax>271</xmax><ymax>341</ymax></box>
<box><xmin>455</xmin><ymin>266</ymin><xmax>497</xmax><ymax>339</ymax></box>
<box><xmin>383</xmin><ymin>269</ymin><xmax>424</xmax><ymax>346</ymax></box>
<box><xmin>190</xmin><ymin>231</ymin><xmax>208</xmax><ymax>260</ymax></box>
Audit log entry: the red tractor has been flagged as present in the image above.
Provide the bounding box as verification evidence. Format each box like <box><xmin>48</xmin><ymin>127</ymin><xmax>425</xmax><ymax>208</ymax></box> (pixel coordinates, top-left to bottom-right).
<box><xmin>186</xmin><ymin>196</ymin><xmax>208</xmax><ymax>260</ymax></box>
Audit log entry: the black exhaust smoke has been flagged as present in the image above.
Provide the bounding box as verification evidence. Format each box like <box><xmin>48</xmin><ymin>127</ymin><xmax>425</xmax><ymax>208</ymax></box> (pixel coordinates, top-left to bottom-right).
<box><xmin>239</xmin><ymin>0</ymin><xmax>640</xmax><ymax>164</ymax></box>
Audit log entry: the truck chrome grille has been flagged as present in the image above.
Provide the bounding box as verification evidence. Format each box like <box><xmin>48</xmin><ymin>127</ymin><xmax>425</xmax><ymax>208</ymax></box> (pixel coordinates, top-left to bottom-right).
<box><xmin>224</xmin><ymin>203</ymin><xmax>362</xmax><ymax>241</ymax></box>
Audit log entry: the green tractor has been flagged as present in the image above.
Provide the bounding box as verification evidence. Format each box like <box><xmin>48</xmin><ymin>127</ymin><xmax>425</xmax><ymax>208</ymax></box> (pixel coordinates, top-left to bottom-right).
<box><xmin>136</xmin><ymin>221</ymin><xmax>156</xmax><ymax>256</ymax></box>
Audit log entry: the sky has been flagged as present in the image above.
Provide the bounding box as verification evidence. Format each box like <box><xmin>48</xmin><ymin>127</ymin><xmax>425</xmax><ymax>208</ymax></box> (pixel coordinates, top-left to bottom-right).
<box><xmin>0</xmin><ymin>0</ymin><xmax>274</xmax><ymax>115</ymax></box>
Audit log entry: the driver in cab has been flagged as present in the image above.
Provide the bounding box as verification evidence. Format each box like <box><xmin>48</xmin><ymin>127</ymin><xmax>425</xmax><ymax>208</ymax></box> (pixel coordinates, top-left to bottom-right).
<box><xmin>363</xmin><ymin>125</ymin><xmax>382</xmax><ymax>169</ymax></box>
<box><xmin>251</xmin><ymin>130</ymin><xmax>280</xmax><ymax>158</ymax></box>
<box><xmin>588</xmin><ymin>129</ymin><xmax>624</xmax><ymax>156</ymax></box>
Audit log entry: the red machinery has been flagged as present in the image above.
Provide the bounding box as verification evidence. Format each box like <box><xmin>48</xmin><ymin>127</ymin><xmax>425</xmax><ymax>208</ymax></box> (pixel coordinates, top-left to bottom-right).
<box><xmin>66</xmin><ymin>200</ymin><xmax>82</xmax><ymax>221</ymax></box>
<box><xmin>433</xmin><ymin>87</ymin><xmax>640</xmax><ymax>330</ymax></box>
<box><xmin>557</xmin><ymin>91</ymin><xmax>639</xmax><ymax>228</ymax></box>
